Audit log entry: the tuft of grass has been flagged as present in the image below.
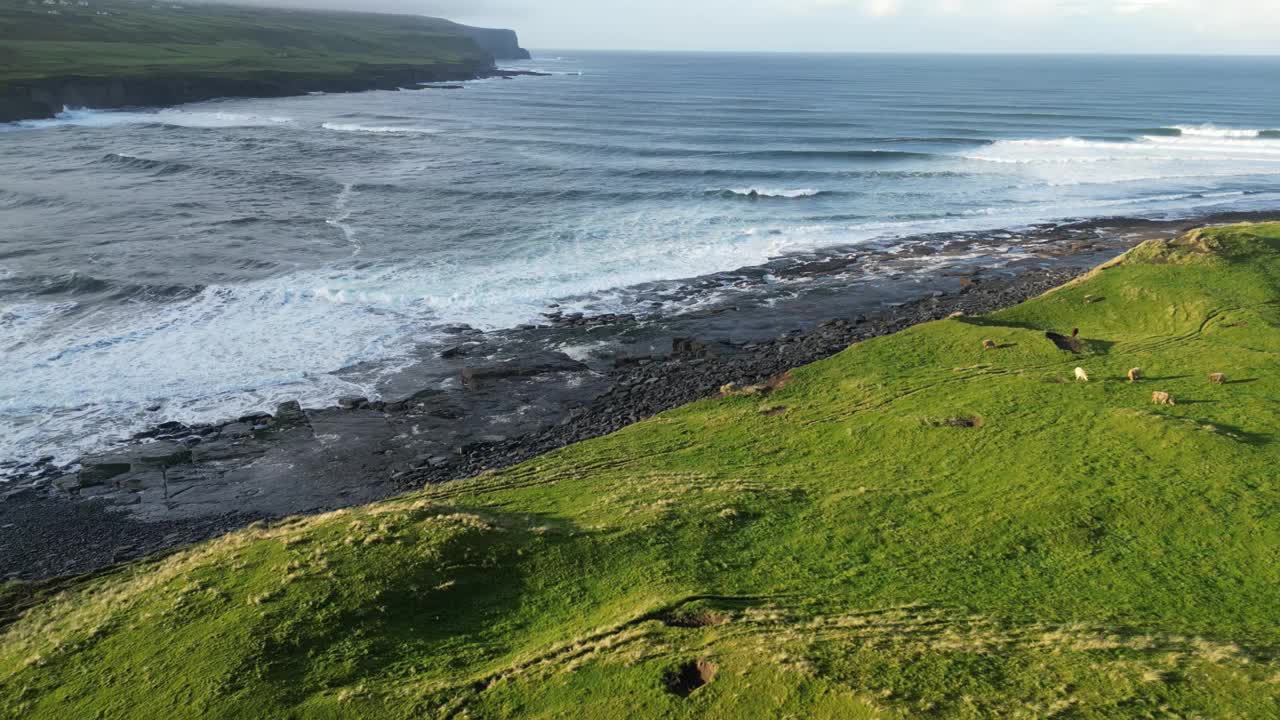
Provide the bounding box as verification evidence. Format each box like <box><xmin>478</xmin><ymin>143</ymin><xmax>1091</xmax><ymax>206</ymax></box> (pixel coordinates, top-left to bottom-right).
<box><xmin>3</xmin><ymin>223</ymin><xmax>1280</xmax><ymax>718</ymax></box>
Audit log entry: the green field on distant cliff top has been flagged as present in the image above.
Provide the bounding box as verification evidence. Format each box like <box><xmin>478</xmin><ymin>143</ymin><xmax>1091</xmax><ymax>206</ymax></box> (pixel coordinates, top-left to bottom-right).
<box><xmin>0</xmin><ymin>0</ymin><xmax>490</xmax><ymax>83</ymax></box>
<box><xmin>4</xmin><ymin>223</ymin><xmax>1280</xmax><ymax>718</ymax></box>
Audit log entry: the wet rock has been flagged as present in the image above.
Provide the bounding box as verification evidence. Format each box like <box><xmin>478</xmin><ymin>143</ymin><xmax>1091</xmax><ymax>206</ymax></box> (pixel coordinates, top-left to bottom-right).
<box><xmin>133</xmin><ymin>420</ymin><xmax>192</xmax><ymax>441</ymax></box>
<box><xmin>672</xmin><ymin>337</ymin><xmax>710</xmax><ymax>357</ymax></box>
<box><xmin>220</xmin><ymin>422</ymin><xmax>253</xmax><ymax>439</ymax></box>
<box><xmin>2</xmin><ymin>485</ymin><xmax>39</xmax><ymax>502</ymax></box>
<box><xmin>78</xmin><ymin>457</ymin><xmax>133</xmax><ymax>486</ymax></box>
<box><xmin>461</xmin><ymin>352</ymin><xmax>588</xmax><ymax>388</ymax></box>
<box><xmin>275</xmin><ymin>401</ymin><xmax>307</xmax><ymax>426</ymax></box>
<box><xmin>338</xmin><ymin>396</ymin><xmax>369</xmax><ymax>410</ymax></box>
<box><xmin>134</xmin><ymin>441</ymin><xmax>193</xmax><ymax>468</ymax></box>
<box><xmin>442</xmin><ymin>323</ymin><xmax>482</xmax><ymax>335</ymax></box>
<box><xmin>440</xmin><ymin>342</ymin><xmax>480</xmax><ymax>359</ymax></box>
<box><xmin>418</xmin><ymin>403</ymin><xmax>462</xmax><ymax>420</ymax></box>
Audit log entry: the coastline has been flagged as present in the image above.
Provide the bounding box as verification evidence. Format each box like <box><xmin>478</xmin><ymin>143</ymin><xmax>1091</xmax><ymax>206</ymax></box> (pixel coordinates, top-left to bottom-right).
<box><xmin>0</xmin><ymin>67</ymin><xmax>547</xmax><ymax>124</ymax></box>
<box><xmin>6</xmin><ymin>208</ymin><xmax>1279</xmax><ymax>581</ymax></box>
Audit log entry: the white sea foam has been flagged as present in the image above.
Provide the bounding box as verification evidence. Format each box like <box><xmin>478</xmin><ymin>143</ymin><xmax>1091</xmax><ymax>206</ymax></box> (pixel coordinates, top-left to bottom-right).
<box><xmin>1</xmin><ymin>107</ymin><xmax>294</xmax><ymax>131</ymax></box>
<box><xmin>721</xmin><ymin>187</ymin><xmax>822</xmax><ymax>198</ymax></box>
<box><xmin>962</xmin><ymin>130</ymin><xmax>1280</xmax><ymax>186</ymax></box>
<box><xmin>0</xmin><ymin>275</ymin><xmax>438</xmax><ymax>466</ymax></box>
<box><xmin>556</xmin><ymin>340</ymin><xmax>614</xmax><ymax>362</ymax></box>
<box><xmin>1169</xmin><ymin>124</ymin><xmax>1274</xmax><ymax>139</ymax></box>
<box><xmin>326</xmin><ymin>183</ymin><xmax>361</xmax><ymax>255</ymax></box>
<box><xmin>321</xmin><ymin>122</ymin><xmax>440</xmax><ymax>134</ymax></box>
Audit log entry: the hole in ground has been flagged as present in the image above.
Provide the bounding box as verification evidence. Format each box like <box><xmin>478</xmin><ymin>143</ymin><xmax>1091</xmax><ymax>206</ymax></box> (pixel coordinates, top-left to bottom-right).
<box><xmin>661</xmin><ymin>610</ymin><xmax>730</xmax><ymax>628</ymax></box>
<box><xmin>664</xmin><ymin>659</ymin><xmax>718</xmax><ymax>697</ymax></box>
<box><xmin>929</xmin><ymin>415</ymin><xmax>984</xmax><ymax>428</ymax></box>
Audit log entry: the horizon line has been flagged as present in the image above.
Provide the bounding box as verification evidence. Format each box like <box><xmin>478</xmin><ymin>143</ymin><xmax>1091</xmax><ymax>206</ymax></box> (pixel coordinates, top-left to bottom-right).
<box><xmin>520</xmin><ymin>47</ymin><xmax>1280</xmax><ymax>59</ymax></box>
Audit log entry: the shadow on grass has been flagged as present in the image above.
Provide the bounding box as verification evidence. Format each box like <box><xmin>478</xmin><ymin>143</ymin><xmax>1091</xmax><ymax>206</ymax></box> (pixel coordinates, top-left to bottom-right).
<box><xmin>1199</xmin><ymin>421</ymin><xmax>1272</xmax><ymax>447</ymax></box>
<box><xmin>957</xmin><ymin>317</ymin><xmax>1116</xmax><ymax>355</ymax></box>
<box><xmin>248</xmin><ymin>509</ymin><xmax>576</xmax><ymax>706</ymax></box>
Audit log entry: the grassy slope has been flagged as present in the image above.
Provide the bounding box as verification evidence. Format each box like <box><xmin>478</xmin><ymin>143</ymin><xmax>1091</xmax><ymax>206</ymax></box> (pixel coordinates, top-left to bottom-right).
<box><xmin>0</xmin><ymin>0</ymin><xmax>490</xmax><ymax>84</ymax></box>
<box><xmin>3</xmin><ymin>223</ymin><xmax>1280</xmax><ymax>718</ymax></box>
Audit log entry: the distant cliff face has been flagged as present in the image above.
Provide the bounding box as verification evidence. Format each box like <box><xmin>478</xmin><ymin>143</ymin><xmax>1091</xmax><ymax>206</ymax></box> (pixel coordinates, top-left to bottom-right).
<box><xmin>0</xmin><ymin>1</ymin><xmax>534</xmax><ymax>121</ymax></box>
<box><xmin>460</xmin><ymin>26</ymin><xmax>532</xmax><ymax>60</ymax></box>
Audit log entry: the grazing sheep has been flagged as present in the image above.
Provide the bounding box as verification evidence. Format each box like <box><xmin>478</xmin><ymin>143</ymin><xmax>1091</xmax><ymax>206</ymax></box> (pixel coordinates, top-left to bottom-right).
<box><xmin>1209</xmin><ymin>372</ymin><xmax>1227</xmax><ymax>385</ymax></box>
<box><xmin>1127</xmin><ymin>367</ymin><xmax>1142</xmax><ymax>383</ymax></box>
<box><xmin>1075</xmin><ymin>367</ymin><xmax>1090</xmax><ymax>382</ymax></box>
<box><xmin>1152</xmin><ymin>391</ymin><xmax>1175</xmax><ymax>406</ymax></box>
<box><xmin>948</xmin><ymin>311</ymin><xmax>966</xmax><ymax>320</ymax></box>
<box><xmin>982</xmin><ymin>339</ymin><xmax>997</xmax><ymax>350</ymax></box>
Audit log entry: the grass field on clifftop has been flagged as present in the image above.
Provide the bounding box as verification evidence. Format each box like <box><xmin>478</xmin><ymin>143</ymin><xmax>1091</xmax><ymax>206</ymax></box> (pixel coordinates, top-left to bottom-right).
<box><xmin>0</xmin><ymin>0</ymin><xmax>489</xmax><ymax>84</ymax></box>
<box><xmin>4</xmin><ymin>224</ymin><xmax>1280</xmax><ymax>718</ymax></box>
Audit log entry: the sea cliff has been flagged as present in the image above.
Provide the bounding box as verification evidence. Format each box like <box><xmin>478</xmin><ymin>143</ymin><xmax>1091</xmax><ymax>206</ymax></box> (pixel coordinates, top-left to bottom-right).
<box><xmin>0</xmin><ymin>63</ymin><xmax>495</xmax><ymax>123</ymax></box>
<box><xmin>461</xmin><ymin>26</ymin><xmax>534</xmax><ymax>60</ymax></box>
<box><xmin>0</xmin><ymin>0</ymin><xmax>532</xmax><ymax>122</ymax></box>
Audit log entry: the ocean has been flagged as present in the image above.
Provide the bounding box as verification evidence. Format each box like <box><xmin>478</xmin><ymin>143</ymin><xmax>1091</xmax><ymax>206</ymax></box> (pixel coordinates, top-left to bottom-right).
<box><xmin>2</xmin><ymin>51</ymin><xmax>1280</xmax><ymax>468</ymax></box>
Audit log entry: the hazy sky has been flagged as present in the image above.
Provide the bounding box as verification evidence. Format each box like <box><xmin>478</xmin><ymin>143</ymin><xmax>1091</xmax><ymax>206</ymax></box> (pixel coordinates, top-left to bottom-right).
<box><xmin>252</xmin><ymin>0</ymin><xmax>1280</xmax><ymax>55</ymax></box>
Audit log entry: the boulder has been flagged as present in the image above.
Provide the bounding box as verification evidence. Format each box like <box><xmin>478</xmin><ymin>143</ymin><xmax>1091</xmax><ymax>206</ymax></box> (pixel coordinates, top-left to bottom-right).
<box><xmin>275</xmin><ymin>400</ymin><xmax>308</xmax><ymax>426</ymax></box>
<box><xmin>134</xmin><ymin>441</ymin><xmax>193</xmax><ymax>468</ymax></box>
<box><xmin>78</xmin><ymin>457</ymin><xmax>133</xmax><ymax>486</ymax></box>
<box><xmin>338</xmin><ymin>396</ymin><xmax>369</xmax><ymax>410</ymax></box>
<box><xmin>672</xmin><ymin>337</ymin><xmax>710</xmax><ymax>357</ymax></box>
<box><xmin>220</xmin><ymin>422</ymin><xmax>254</xmax><ymax>439</ymax></box>
<box><xmin>461</xmin><ymin>352</ymin><xmax>588</xmax><ymax>389</ymax></box>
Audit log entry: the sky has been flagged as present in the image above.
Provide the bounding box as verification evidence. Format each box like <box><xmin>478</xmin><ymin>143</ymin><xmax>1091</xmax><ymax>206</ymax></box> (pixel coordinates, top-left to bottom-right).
<box><xmin>243</xmin><ymin>0</ymin><xmax>1280</xmax><ymax>55</ymax></box>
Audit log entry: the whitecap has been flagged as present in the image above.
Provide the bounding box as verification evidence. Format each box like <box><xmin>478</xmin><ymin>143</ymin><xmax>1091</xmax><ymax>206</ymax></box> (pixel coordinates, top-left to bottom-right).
<box><xmin>1169</xmin><ymin>124</ymin><xmax>1271</xmax><ymax>139</ymax></box>
<box><xmin>961</xmin><ymin>131</ymin><xmax>1280</xmax><ymax>186</ymax></box>
<box><xmin>718</xmin><ymin>187</ymin><xmax>822</xmax><ymax>199</ymax></box>
<box><xmin>1</xmin><ymin>107</ymin><xmax>294</xmax><ymax>131</ymax></box>
<box><xmin>325</xmin><ymin>183</ymin><xmax>361</xmax><ymax>255</ymax></box>
<box><xmin>321</xmin><ymin>122</ymin><xmax>440</xmax><ymax>134</ymax></box>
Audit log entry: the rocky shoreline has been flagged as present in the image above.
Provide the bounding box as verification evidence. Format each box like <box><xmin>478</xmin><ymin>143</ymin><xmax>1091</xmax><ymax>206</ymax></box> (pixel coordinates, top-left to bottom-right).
<box><xmin>0</xmin><ymin>67</ymin><xmax>548</xmax><ymax>124</ymax></box>
<box><xmin>3</xmin><ymin>210</ymin><xmax>1279</xmax><ymax>581</ymax></box>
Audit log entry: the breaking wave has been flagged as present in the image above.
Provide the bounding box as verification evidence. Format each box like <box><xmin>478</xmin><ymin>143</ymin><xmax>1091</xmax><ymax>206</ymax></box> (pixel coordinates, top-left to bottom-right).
<box><xmin>2</xmin><ymin>107</ymin><xmax>294</xmax><ymax>131</ymax></box>
<box><xmin>961</xmin><ymin>128</ymin><xmax>1280</xmax><ymax>186</ymax></box>
<box><xmin>713</xmin><ymin>188</ymin><xmax>825</xmax><ymax>199</ymax></box>
<box><xmin>1167</xmin><ymin>124</ymin><xmax>1279</xmax><ymax>139</ymax></box>
<box><xmin>321</xmin><ymin>122</ymin><xmax>441</xmax><ymax>134</ymax></box>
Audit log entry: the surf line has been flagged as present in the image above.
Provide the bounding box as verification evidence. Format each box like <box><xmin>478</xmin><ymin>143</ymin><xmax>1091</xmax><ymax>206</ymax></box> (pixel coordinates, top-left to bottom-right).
<box><xmin>327</xmin><ymin>182</ymin><xmax>362</xmax><ymax>255</ymax></box>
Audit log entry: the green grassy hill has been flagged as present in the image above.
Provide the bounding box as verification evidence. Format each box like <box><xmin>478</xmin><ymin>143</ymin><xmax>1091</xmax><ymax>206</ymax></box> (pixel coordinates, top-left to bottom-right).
<box><xmin>4</xmin><ymin>224</ymin><xmax>1279</xmax><ymax>718</ymax></box>
<box><xmin>0</xmin><ymin>0</ymin><xmax>492</xmax><ymax>83</ymax></box>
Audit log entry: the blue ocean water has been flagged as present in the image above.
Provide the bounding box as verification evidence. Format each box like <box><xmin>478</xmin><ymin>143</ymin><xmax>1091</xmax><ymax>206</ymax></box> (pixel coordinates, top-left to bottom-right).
<box><xmin>2</xmin><ymin>52</ymin><xmax>1279</xmax><ymax>464</ymax></box>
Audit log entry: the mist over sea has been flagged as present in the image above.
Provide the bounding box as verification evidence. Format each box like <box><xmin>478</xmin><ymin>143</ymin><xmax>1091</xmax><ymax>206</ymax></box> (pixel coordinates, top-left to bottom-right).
<box><xmin>2</xmin><ymin>52</ymin><xmax>1280</xmax><ymax>466</ymax></box>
